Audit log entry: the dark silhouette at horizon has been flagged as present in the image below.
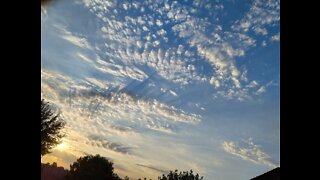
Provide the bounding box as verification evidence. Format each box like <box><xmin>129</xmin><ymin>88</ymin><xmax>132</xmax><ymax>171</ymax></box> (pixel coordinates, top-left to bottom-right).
<box><xmin>251</xmin><ymin>167</ymin><xmax>280</xmax><ymax>180</ymax></box>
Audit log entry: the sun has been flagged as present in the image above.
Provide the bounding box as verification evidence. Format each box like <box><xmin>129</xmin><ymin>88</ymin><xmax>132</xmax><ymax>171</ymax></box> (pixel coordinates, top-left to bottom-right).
<box><xmin>56</xmin><ymin>142</ymin><xmax>67</xmax><ymax>150</ymax></box>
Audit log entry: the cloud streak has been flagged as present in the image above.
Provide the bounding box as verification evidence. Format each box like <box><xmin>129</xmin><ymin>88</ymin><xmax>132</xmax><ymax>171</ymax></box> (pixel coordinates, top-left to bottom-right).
<box><xmin>136</xmin><ymin>164</ymin><xmax>168</xmax><ymax>174</ymax></box>
<box><xmin>88</xmin><ymin>134</ymin><xmax>131</xmax><ymax>154</ymax></box>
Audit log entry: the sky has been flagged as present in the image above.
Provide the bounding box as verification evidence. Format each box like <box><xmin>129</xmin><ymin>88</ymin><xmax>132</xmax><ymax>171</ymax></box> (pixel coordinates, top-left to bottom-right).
<box><xmin>41</xmin><ymin>0</ymin><xmax>280</xmax><ymax>179</ymax></box>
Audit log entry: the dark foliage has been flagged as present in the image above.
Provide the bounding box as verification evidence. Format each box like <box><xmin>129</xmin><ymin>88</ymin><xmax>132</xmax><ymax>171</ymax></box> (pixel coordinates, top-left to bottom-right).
<box><xmin>41</xmin><ymin>0</ymin><xmax>53</xmax><ymax>5</ymax></box>
<box><xmin>41</xmin><ymin>99</ymin><xmax>65</xmax><ymax>156</ymax></box>
<box><xmin>158</xmin><ymin>170</ymin><xmax>203</xmax><ymax>180</ymax></box>
<box><xmin>65</xmin><ymin>154</ymin><xmax>122</xmax><ymax>180</ymax></box>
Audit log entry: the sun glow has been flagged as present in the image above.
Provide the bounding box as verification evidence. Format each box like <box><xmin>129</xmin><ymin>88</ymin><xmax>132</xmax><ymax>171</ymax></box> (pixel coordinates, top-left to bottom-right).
<box><xmin>56</xmin><ymin>142</ymin><xmax>67</xmax><ymax>150</ymax></box>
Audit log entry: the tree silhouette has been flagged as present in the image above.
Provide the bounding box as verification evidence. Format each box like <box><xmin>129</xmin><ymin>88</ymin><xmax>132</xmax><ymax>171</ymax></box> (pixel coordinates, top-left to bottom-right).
<box><xmin>41</xmin><ymin>99</ymin><xmax>65</xmax><ymax>156</ymax></box>
<box><xmin>158</xmin><ymin>170</ymin><xmax>203</xmax><ymax>180</ymax></box>
<box><xmin>41</xmin><ymin>0</ymin><xmax>54</xmax><ymax>6</ymax></box>
<box><xmin>65</xmin><ymin>154</ymin><xmax>121</xmax><ymax>180</ymax></box>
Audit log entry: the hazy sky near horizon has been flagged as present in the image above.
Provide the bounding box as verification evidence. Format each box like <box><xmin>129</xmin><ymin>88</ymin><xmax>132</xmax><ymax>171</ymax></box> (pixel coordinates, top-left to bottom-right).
<box><xmin>41</xmin><ymin>0</ymin><xmax>280</xmax><ymax>179</ymax></box>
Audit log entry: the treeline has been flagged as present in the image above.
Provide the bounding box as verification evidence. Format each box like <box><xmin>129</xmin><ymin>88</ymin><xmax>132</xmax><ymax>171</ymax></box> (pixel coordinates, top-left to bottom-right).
<box><xmin>43</xmin><ymin>155</ymin><xmax>203</xmax><ymax>180</ymax></box>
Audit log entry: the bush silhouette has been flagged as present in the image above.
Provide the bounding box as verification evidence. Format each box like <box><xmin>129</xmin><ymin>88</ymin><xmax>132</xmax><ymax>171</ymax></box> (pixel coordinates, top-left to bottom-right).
<box><xmin>41</xmin><ymin>99</ymin><xmax>65</xmax><ymax>156</ymax></box>
<box><xmin>158</xmin><ymin>170</ymin><xmax>203</xmax><ymax>180</ymax></box>
<box><xmin>65</xmin><ymin>154</ymin><xmax>121</xmax><ymax>180</ymax></box>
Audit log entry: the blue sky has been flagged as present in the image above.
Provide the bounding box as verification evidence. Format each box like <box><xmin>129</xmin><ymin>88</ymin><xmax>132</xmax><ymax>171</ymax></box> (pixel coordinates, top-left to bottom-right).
<box><xmin>41</xmin><ymin>0</ymin><xmax>280</xmax><ymax>179</ymax></box>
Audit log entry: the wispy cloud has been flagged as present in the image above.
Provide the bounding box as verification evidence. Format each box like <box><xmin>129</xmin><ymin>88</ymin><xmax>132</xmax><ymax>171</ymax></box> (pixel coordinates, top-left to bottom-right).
<box><xmin>61</xmin><ymin>33</ymin><xmax>92</xmax><ymax>50</ymax></box>
<box><xmin>136</xmin><ymin>164</ymin><xmax>168</xmax><ymax>174</ymax></box>
<box><xmin>88</xmin><ymin>134</ymin><xmax>131</xmax><ymax>154</ymax></box>
<box><xmin>232</xmin><ymin>0</ymin><xmax>280</xmax><ymax>36</ymax></box>
<box><xmin>222</xmin><ymin>138</ymin><xmax>278</xmax><ymax>167</ymax></box>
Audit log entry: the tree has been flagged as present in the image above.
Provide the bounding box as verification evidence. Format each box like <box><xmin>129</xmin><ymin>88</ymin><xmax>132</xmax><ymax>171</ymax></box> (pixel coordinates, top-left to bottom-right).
<box><xmin>65</xmin><ymin>154</ymin><xmax>122</xmax><ymax>180</ymax></box>
<box><xmin>158</xmin><ymin>170</ymin><xmax>203</xmax><ymax>180</ymax></box>
<box><xmin>41</xmin><ymin>0</ymin><xmax>54</xmax><ymax>6</ymax></box>
<box><xmin>41</xmin><ymin>99</ymin><xmax>65</xmax><ymax>156</ymax></box>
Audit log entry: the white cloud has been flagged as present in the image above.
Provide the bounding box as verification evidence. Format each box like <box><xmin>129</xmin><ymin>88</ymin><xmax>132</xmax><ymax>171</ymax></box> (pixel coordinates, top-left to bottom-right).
<box><xmin>140</xmin><ymin>6</ymin><xmax>145</xmax><ymax>12</ymax></box>
<box><xmin>209</xmin><ymin>77</ymin><xmax>220</xmax><ymax>88</ymax></box>
<box><xmin>77</xmin><ymin>52</ymin><xmax>93</xmax><ymax>63</ymax></box>
<box><xmin>254</xmin><ymin>27</ymin><xmax>268</xmax><ymax>35</ymax></box>
<box><xmin>142</xmin><ymin>26</ymin><xmax>149</xmax><ymax>31</ymax></box>
<box><xmin>262</xmin><ymin>40</ymin><xmax>267</xmax><ymax>46</ymax></box>
<box><xmin>41</xmin><ymin>70</ymin><xmax>201</xmax><ymax>133</ymax></box>
<box><xmin>156</xmin><ymin>29</ymin><xmax>167</xmax><ymax>36</ymax></box>
<box><xmin>156</xmin><ymin>19</ymin><xmax>163</xmax><ymax>26</ymax></box>
<box><xmin>73</xmin><ymin>0</ymin><xmax>275</xmax><ymax>103</ymax></box>
<box><xmin>122</xmin><ymin>3</ymin><xmax>129</xmax><ymax>10</ymax></box>
<box><xmin>197</xmin><ymin>46</ymin><xmax>243</xmax><ymax>89</ymax></box>
<box><xmin>232</xmin><ymin>0</ymin><xmax>280</xmax><ymax>37</ymax></box>
<box><xmin>132</xmin><ymin>2</ymin><xmax>140</xmax><ymax>9</ymax></box>
<box><xmin>271</xmin><ymin>33</ymin><xmax>280</xmax><ymax>41</ymax></box>
<box><xmin>222</xmin><ymin>139</ymin><xmax>278</xmax><ymax>167</ymax></box>
<box><xmin>153</xmin><ymin>40</ymin><xmax>160</xmax><ymax>47</ymax></box>
<box><xmin>256</xmin><ymin>86</ymin><xmax>266</xmax><ymax>95</ymax></box>
<box><xmin>137</xmin><ymin>16</ymin><xmax>146</xmax><ymax>25</ymax></box>
<box><xmin>61</xmin><ymin>34</ymin><xmax>92</xmax><ymax>50</ymax></box>
<box><xmin>169</xmin><ymin>90</ymin><xmax>178</xmax><ymax>97</ymax></box>
<box><xmin>240</xmin><ymin>21</ymin><xmax>251</xmax><ymax>32</ymax></box>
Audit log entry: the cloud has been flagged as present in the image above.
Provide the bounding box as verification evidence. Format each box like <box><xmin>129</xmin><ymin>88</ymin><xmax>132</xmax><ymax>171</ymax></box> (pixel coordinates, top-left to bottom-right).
<box><xmin>222</xmin><ymin>138</ymin><xmax>278</xmax><ymax>167</ymax></box>
<box><xmin>271</xmin><ymin>33</ymin><xmax>280</xmax><ymax>41</ymax></box>
<box><xmin>87</xmin><ymin>134</ymin><xmax>131</xmax><ymax>154</ymax></box>
<box><xmin>232</xmin><ymin>0</ymin><xmax>280</xmax><ymax>37</ymax></box>
<box><xmin>136</xmin><ymin>164</ymin><xmax>168</xmax><ymax>174</ymax></box>
<box><xmin>156</xmin><ymin>19</ymin><xmax>163</xmax><ymax>27</ymax></box>
<box><xmin>61</xmin><ymin>33</ymin><xmax>92</xmax><ymax>50</ymax></box>
<box><xmin>254</xmin><ymin>27</ymin><xmax>268</xmax><ymax>35</ymax></box>
<box><xmin>256</xmin><ymin>86</ymin><xmax>266</xmax><ymax>95</ymax></box>
<box><xmin>246</xmin><ymin>80</ymin><xmax>259</xmax><ymax>88</ymax></box>
<box><xmin>262</xmin><ymin>40</ymin><xmax>267</xmax><ymax>47</ymax></box>
<box><xmin>209</xmin><ymin>77</ymin><xmax>220</xmax><ymax>88</ymax></box>
<box><xmin>122</xmin><ymin>2</ymin><xmax>130</xmax><ymax>10</ymax></box>
<box><xmin>71</xmin><ymin>0</ymin><xmax>277</xmax><ymax>101</ymax></box>
<box><xmin>41</xmin><ymin>70</ymin><xmax>201</xmax><ymax>135</ymax></box>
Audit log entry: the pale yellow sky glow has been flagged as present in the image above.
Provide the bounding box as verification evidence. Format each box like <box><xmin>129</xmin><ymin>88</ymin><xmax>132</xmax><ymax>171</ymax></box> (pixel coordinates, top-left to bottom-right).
<box><xmin>56</xmin><ymin>142</ymin><xmax>67</xmax><ymax>151</ymax></box>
